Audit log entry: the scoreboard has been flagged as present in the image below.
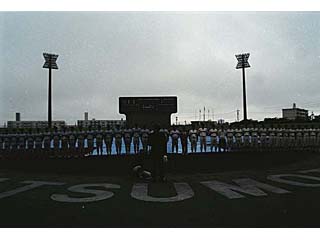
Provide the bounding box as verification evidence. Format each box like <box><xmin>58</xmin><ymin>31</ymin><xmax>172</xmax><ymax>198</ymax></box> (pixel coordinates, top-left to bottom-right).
<box><xmin>119</xmin><ymin>96</ymin><xmax>177</xmax><ymax>113</ymax></box>
<box><xmin>119</xmin><ymin>96</ymin><xmax>177</xmax><ymax>128</ymax></box>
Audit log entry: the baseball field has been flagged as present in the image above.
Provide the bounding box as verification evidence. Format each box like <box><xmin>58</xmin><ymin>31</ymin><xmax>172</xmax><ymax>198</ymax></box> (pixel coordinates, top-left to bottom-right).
<box><xmin>1</xmin><ymin>152</ymin><xmax>320</xmax><ymax>227</ymax></box>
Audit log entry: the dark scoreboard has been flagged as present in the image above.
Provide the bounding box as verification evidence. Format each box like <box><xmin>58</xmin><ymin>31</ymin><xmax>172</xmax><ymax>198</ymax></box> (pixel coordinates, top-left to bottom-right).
<box><xmin>119</xmin><ymin>96</ymin><xmax>177</xmax><ymax>128</ymax></box>
<box><xmin>119</xmin><ymin>96</ymin><xmax>177</xmax><ymax>113</ymax></box>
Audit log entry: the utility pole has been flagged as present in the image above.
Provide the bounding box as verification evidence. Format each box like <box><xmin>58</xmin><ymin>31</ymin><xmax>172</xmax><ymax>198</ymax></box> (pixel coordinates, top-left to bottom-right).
<box><xmin>212</xmin><ymin>109</ymin><xmax>214</xmax><ymax>121</ymax></box>
<box><xmin>235</xmin><ymin>53</ymin><xmax>250</xmax><ymax>121</ymax></box>
<box><xmin>203</xmin><ymin>106</ymin><xmax>206</xmax><ymax>122</ymax></box>
<box><xmin>43</xmin><ymin>53</ymin><xmax>59</xmax><ymax>129</ymax></box>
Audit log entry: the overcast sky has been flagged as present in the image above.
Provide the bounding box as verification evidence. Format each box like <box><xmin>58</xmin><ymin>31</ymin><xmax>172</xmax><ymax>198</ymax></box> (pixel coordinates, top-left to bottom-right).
<box><xmin>1</xmin><ymin>12</ymin><xmax>320</xmax><ymax>125</ymax></box>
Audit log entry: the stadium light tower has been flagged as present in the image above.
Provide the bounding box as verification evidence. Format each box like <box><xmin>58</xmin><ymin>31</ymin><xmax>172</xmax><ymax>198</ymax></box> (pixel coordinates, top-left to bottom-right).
<box><xmin>235</xmin><ymin>53</ymin><xmax>250</xmax><ymax>121</ymax></box>
<box><xmin>43</xmin><ymin>53</ymin><xmax>59</xmax><ymax>129</ymax></box>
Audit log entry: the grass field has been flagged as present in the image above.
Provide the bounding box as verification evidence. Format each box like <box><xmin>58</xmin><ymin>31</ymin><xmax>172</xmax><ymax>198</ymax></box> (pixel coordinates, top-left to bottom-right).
<box><xmin>1</xmin><ymin>154</ymin><xmax>320</xmax><ymax>227</ymax></box>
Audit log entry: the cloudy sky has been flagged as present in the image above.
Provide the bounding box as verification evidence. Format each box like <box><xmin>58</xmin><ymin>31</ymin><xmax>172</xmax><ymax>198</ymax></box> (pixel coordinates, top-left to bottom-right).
<box><xmin>1</xmin><ymin>12</ymin><xmax>320</xmax><ymax>125</ymax></box>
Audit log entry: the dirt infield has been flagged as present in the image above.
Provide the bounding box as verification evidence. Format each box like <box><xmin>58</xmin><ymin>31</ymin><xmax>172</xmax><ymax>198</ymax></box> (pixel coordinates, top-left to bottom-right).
<box><xmin>0</xmin><ymin>151</ymin><xmax>313</xmax><ymax>175</ymax></box>
<box><xmin>1</xmin><ymin>153</ymin><xmax>320</xmax><ymax>227</ymax></box>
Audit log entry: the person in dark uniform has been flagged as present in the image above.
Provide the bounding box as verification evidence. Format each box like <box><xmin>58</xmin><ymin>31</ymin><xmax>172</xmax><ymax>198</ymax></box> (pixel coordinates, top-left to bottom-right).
<box><xmin>95</xmin><ymin>125</ymin><xmax>104</xmax><ymax>156</ymax></box>
<box><xmin>148</xmin><ymin>123</ymin><xmax>168</xmax><ymax>182</ymax></box>
<box><xmin>180</xmin><ymin>126</ymin><xmax>188</xmax><ymax>155</ymax></box>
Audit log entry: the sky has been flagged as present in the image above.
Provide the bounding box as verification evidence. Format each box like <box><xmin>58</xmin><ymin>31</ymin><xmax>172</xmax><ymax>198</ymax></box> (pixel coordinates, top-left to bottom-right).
<box><xmin>1</xmin><ymin>12</ymin><xmax>320</xmax><ymax>125</ymax></box>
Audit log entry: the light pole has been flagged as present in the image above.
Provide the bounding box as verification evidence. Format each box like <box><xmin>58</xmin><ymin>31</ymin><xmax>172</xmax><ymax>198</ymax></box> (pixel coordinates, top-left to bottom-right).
<box><xmin>235</xmin><ymin>53</ymin><xmax>250</xmax><ymax>121</ymax></box>
<box><xmin>236</xmin><ymin>109</ymin><xmax>240</xmax><ymax>122</ymax></box>
<box><xmin>43</xmin><ymin>53</ymin><xmax>59</xmax><ymax>129</ymax></box>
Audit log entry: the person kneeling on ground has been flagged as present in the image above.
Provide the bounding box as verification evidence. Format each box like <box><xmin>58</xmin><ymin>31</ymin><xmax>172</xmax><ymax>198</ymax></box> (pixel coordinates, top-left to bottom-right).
<box><xmin>132</xmin><ymin>165</ymin><xmax>152</xmax><ymax>181</ymax></box>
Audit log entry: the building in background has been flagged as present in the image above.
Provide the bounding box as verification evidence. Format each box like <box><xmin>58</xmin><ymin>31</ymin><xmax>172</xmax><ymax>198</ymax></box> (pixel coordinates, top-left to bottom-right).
<box><xmin>77</xmin><ymin>112</ymin><xmax>125</xmax><ymax>129</ymax></box>
<box><xmin>191</xmin><ymin>120</ymin><xmax>218</xmax><ymax>128</ymax></box>
<box><xmin>7</xmin><ymin>112</ymin><xmax>66</xmax><ymax>129</ymax></box>
<box><xmin>282</xmin><ymin>103</ymin><xmax>308</xmax><ymax>120</ymax></box>
<box><xmin>7</xmin><ymin>120</ymin><xmax>65</xmax><ymax>129</ymax></box>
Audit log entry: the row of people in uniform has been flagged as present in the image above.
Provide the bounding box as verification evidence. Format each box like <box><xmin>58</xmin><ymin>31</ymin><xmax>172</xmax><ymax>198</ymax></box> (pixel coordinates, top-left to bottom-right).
<box><xmin>1</xmin><ymin>126</ymin><xmax>320</xmax><ymax>156</ymax></box>
<box><xmin>0</xmin><ymin>126</ymin><xmax>151</xmax><ymax>156</ymax></box>
<box><xmin>167</xmin><ymin>126</ymin><xmax>320</xmax><ymax>153</ymax></box>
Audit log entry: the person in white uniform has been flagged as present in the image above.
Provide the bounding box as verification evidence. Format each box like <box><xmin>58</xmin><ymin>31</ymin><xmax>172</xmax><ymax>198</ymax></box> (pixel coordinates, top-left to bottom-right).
<box><xmin>288</xmin><ymin>128</ymin><xmax>296</xmax><ymax>150</ymax></box>
<box><xmin>170</xmin><ymin>125</ymin><xmax>180</xmax><ymax>153</ymax></box>
<box><xmin>259</xmin><ymin>127</ymin><xmax>267</xmax><ymax>151</ymax></box>
<box><xmin>218</xmin><ymin>126</ymin><xmax>227</xmax><ymax>152</ymax></box>
<box><xmin>226</xmin><ymin>128</ymin><xmax>234</xmax><ymax>152</ymax></box>
<box><xmin>310</xmin><ymin>128</ymin><xmax>317</xmax><ymax>151</ymax></box>
<box><xmin>61</xmin><ymin>128</ymin><xmax>69</xmax><ymax>156</ymax></box>
<box><xmin>0</xmin><ymin>132</ymin><xmax>3</xmax><ymax>153</ymax></box>
<box><xmin>140</xmin><ymin>126</ymin><xmax>150</xmax><ymax>153</ymax></box>
<box><xmin>86</xmin><ymin>127</ymin><xmax>94</xmax><ymax>156</ymax></box>
<box><xmin>316</xmin><ymin>128</ymin><xmax>320</xmax><ymax>152</ymax></box>
<box><xmin>95</xmin><ymin>126</ymin><xmax>104</xmax><ymax>156</ymax></box>
<box><xmin>34</xmin><ymin>129</ymin><xmax>43</xmax><ymax>154</ymax></box>
<box><xmin>295</xmin><ymin>128</ymin><xmax>303</xmax><ymax>151</ymax></box>
<box><xmin>26</xmin><ymin>129</ymin><xmax>35</xmax><ymax>153</ymax></box>
<box><xmin>243</xmin><ymin>127</ymin><xmax>250</xmax><ymax>150</ymax></box>
<box><xmin>52</xmin><ymin>127</ymin><xmax>60</xmax><ymax>156</ymax></box>
<box><xmin>189</xmin><ymin>125</ymin><xmax>198</xmax><ymax>153</ymax></box>
<box><xmin>282</xmin><ymin>128</ymin><xmax>289</xmax><ymax>150</ymax></box>
<box><xmin>275</xmin><ymin>128</ymin><xmax>283</xmax><ymax>151</ymax></box>
<box><xmin>268</xmin><ymin>128</ymin><xmax>276</xmax><ymax>151</ymax></box>
<box><xmin>10</xmin><ymin>130</ymin><xmax>18</xmax><ymax>153</ymax></box>
<box><xmin>132</xmin><ymin>124</ymin><xmax>141</xmax><ymax>154</ymax></box>
<box><xmin>123</xmin><ymin>126</ymin><xmax>133</xmax><ymax>155</ymax></box>
<box><xmin>43</xmin><ymin>128</ymin><xmax>51</xmax><ymax>154</ymax></box>
<box><xmin>209</xmin><ymin>125</ymin><xmax>218</xmax><ymax>152</ymax></box>
<box><xmin>68</xmin><ymin>127</ymin><xmax>77</xmax><ymax>156</ymax></box>
<box><xmin>114</xmin><ymin>125</ymin><xmax>123</xmax><ymax>155</ymax></box>
<box><xmin>18</xmin><ymin>129</ymin><xmax>26</xmax><ymax>152</ymax></box>
<box><xmin>264</xmin><ymin>127</ymin><xmax>270</xmax><ymax>150</ymax></box>
<box><xmin>302</xmin><ymin>128</ymin><xmax>310</xmax><ymax>151</ymax></box>
<box><xmin>198</xmin><ymin>124</ymin><xmax>208</xmax><ymax>153</ymax></box>
<box><xmin>251</xmin><ymin>127</ymin><xmax>259</xmax><ymax>151</ymax></box>
<box><xmin>104</xmin><ymin>125</ymin><xmax>114</xmax><ymax>155</ymax></box>
<box><xmin>3</xmin><ymin>132</ymin><xmax>10</xmax><ymax>153</ymax></box>
<box><xmin>77</xmin><ymin>127</ymin><xmax>85</xmax><ymax>156</ymax></box>
<box><xmin>234</xmin><ymin>128</ymin><xmax>243</xmax><ymax>151</ymax></box>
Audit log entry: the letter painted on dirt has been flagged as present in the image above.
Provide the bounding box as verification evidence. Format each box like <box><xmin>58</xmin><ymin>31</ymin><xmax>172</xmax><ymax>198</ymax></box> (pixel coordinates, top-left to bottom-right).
<box><xmin>0</xmin><ymin>181</ymin><xmax>65</xmax><ymax>199</ymax></box>
<box><xmin>267</xmin><ymin>174</ymin><xmax>320</xmax><ymax>187</ymax></box>
<box><xmin>131</xmin><ymin>182</ymin><xmax>194</xmax><ymax>202</ymax></box>
<box><xmin>201</xmin><ymin>178</ymin><xmax>290</xmax><ymax>199</ymax></box>
<box><xmin>0</xmin><ymin>178</ymin><xmax>9</xmax><ymax>183</ymax></box>
<box><xmin>299</xmin><ymin>168</ymin><xmax>320</xmax><ymax>174</ymax></box>
<box><xmin>51</xmin><ymin>183</ymin><xmax>120</xmax><ymax>203</ymax></box>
